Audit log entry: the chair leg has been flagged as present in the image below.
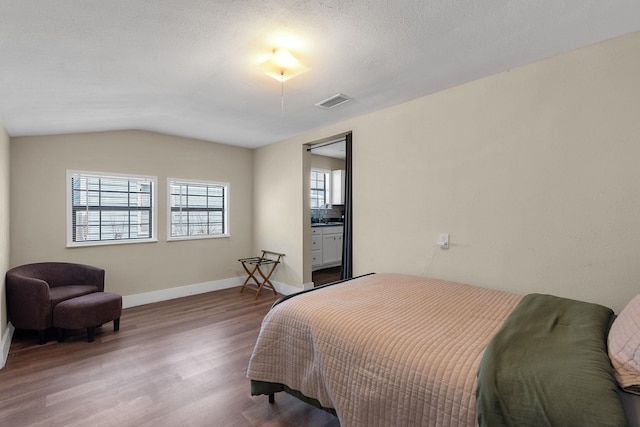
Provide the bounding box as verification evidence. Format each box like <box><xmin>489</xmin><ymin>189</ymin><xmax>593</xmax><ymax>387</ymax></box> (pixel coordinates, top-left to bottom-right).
<box><xmin>57</xmin><ymin>328</ymin><xmax>65</xmax><ymax>343</ymax></box>
<box><xmin>114</xmin><ymin>318</ymin><xmax>120</xmax><ymax>332</ymax></box>
<box><xmin>87</xmin><ymin>326</ymin><xmax>96</xmax><ymax>343</ymax></box>
<box><xmin>38</xmin><ymin>329</ymin><xmax>47</xmax><ymax>345</ymax></box>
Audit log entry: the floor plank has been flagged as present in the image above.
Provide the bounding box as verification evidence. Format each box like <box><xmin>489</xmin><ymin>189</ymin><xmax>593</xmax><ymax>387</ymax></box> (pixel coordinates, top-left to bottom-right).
<box><xmin>0</xmin><ymin>287</ymin><xmax>340</xmax><ymax>427</ymax></box>
<box><xmin>312</xmin><ymin>267</ymin><xmax>341</xmax><ymax>286</ymax></box>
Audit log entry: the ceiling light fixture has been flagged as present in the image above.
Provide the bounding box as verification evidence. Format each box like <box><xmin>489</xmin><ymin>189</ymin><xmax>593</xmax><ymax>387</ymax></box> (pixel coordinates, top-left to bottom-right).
<box><xmin>259</xmin><ymin>47</ymin><xmax>308</xmax><ymax>82</ymax></box>
<box><xmin>259</xmin><ymin>47</ymin><xmax>309</xmax><ymax>114</ymax></box>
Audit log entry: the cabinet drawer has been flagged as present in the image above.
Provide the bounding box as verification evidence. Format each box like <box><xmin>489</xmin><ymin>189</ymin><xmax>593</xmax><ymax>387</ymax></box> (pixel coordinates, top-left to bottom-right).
<box><xmin>322</xmin><ymin>226</ymin><xmax>343</xmax><ymax>235</ymax></box>
<box><xmin>312</xmin><ymin>235</ymin><xmax>322</xmax><ymax>249</ymax></box>
<box><xmin>311</xmin><ymin>250</ymin><xmax>322</xmax><ymax>267</ymax></box>
<box><xmin>311</xmin><ymin>227</ymin><xmax>322</xmax><ymax>235</ymax></box>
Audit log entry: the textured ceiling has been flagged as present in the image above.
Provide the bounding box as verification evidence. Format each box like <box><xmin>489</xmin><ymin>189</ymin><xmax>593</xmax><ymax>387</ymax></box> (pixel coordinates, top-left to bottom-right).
<box><xmin>1</xmin><ymin>1</ymin><xmax>639</xmax><ymax>148</ymax></box>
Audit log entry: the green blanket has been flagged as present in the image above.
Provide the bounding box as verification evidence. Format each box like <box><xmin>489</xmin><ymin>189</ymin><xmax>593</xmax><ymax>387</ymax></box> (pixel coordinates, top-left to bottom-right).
<box><xmin>477</xmin><ymin>293</ymin><xmax>627</xmax><ymax>427</ymax></box>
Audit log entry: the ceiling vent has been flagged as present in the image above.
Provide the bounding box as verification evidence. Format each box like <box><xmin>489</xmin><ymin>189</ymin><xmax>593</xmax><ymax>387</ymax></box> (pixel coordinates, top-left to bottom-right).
<box><xmin>315</xmin><ymin>94</ymin><xmax>351</xmax><ymax>109</ymax></box>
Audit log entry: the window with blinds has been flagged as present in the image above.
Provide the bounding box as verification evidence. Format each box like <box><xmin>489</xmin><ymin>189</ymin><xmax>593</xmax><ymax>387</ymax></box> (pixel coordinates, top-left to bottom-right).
<box><xmin>311</xmin><ymin>169</ymin><xmax>329</xmax><ymax>209</ymax></box>
<box><xmin>168</xmin><ymin>179</ymin><xmax>229</xmax><ymax>240</ymax></box>
<box><xmin>67</xmin><ymin>170</ymin><xmax>157</xmax><ymax>246</ymax></box>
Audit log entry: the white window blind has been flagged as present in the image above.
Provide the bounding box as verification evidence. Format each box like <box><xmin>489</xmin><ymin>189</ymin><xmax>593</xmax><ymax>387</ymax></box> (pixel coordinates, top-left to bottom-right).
<box><xmin>168</xmin><ymin>179</ymin><xmax>229</xmax><ymax>240</ymax></box>
<box><xmin>67</xmin><ymin>170</ymin><xmax>157</xmax><ymax>246</ymax></box>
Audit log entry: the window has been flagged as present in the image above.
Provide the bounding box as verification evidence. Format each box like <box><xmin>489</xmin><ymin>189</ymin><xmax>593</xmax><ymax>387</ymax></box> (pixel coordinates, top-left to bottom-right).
<box><xmin>67</xmin><ymin>170</ymin><xmax>157</xmax><ymax>247</ymax></box>
<box><xmin>311</xmin><ymin>169</ymin><xmax>330</xmax><ymax>209</ymax></box>
<box><xmin>168</xmin><ymin>179</ymin><xmax>229</xmax><ymax>240</ymax></box>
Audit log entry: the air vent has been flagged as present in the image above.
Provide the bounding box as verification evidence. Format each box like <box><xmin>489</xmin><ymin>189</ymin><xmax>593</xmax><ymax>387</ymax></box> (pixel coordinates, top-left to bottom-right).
<box><xmin>315</xmin><ymin>94</ymin><xmax>351</xmax><ymax>109</ymax></box>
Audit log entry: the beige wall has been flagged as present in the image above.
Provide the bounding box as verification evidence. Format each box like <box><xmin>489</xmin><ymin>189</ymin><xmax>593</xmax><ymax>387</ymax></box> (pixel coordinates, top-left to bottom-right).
<box><xmin>255</xmin><ymin>31</ymin><xmax>640</xmax><ymax>312</ymax></box>
<box><xmin>10</xmin><ymin>130</ymin><xmax>253</xmax><ymax>297</ymax></box>
<box><xmin>253</xmin><ymin>137</ymin><xmax>306</xmax><ymax>286</ymax></box>
<box><xmin>0</xmin><ymin>123</ymin><xmax>9</xmax><ymax>340</ymax></box>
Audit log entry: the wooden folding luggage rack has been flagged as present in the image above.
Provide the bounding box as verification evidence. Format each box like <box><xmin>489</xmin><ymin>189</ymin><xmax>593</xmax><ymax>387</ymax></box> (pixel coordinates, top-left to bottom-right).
<box><xmin>239</xmin><ymin>250</ymin><xmax>285</xmax><ymax>299</ymax></box>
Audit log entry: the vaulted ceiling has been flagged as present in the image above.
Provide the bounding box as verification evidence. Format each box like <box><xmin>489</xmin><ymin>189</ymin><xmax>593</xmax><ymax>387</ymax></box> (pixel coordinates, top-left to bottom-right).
<box><xmin>1</xmin><ymin>1</ymin><xmax>639</xmax><ymax>148</ymax></box>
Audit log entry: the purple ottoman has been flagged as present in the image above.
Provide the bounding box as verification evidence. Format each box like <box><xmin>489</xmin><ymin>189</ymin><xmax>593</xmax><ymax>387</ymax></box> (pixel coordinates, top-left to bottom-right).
<box><xmin>53</xmin><ymin>292</ymin><xmax>122</xmax><ymax>342</ymax></box>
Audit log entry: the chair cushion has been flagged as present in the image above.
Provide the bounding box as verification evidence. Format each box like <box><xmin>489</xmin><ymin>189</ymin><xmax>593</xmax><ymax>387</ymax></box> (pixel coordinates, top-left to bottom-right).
<box><xmin>49</xmin><ymin>285</ymin><xmax>99</xmax><ymax>308</ymax></box>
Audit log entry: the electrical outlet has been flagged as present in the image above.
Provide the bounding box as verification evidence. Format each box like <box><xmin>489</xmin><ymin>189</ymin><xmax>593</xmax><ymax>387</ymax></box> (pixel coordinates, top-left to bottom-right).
<box><xmin>437</xmin><ymin>233</ymin><xmax>449</xmax><ymax>249</ymax></box>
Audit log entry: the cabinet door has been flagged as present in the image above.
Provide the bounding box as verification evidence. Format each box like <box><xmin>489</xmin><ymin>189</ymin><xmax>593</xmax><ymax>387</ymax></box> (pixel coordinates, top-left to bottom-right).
<box><xmin>322</xmin><ymin>234</ymin><xmax>341</xmax><ymax>266</ymax></box>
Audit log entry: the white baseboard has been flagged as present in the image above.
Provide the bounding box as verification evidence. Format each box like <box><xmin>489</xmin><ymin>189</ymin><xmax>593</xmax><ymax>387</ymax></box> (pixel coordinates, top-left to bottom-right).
<box><xmin>123</xmin><ymin>277</ymin><xmax>244</xmax><ymax>308</ymax></box>
<box><xmin>122</xmin><ymin>276</ymin><xmax>306</xmax><ymax>309</ymax></box>
<box><xmin>272</xmin><ymin>280</ymin><xmax>306</xmax><ymax>295</ymax></box>
<box><xmin>1</xmin><ymin>322</ymin><xmax>15</xmax><ymax>369</ymax></box>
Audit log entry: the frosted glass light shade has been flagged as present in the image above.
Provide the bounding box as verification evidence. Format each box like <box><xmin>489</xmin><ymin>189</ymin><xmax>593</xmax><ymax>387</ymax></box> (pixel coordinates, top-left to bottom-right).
<box><xmin>259</xmin><ymin>48</ymin><xmax>308</xmax><ymax>82</ymax></box>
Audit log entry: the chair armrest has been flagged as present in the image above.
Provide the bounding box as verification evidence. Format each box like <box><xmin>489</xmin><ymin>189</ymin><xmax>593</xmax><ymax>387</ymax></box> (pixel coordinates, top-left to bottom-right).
<box><xmin>6</xmin><ymin>274</ymin><xmax>52</xmax><ymax>330</ymax></box>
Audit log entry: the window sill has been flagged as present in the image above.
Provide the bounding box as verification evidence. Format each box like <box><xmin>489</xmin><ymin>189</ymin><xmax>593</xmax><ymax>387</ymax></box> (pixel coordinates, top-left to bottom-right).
<box><xmin>167</xmin><ymin>234</ymin><xmax>230</xmax><ymax>242</ymax></box>
<box><xmin>67</xmin><ymin>238</ymin><xmax>159</xmax><ymax>248</ymax></box>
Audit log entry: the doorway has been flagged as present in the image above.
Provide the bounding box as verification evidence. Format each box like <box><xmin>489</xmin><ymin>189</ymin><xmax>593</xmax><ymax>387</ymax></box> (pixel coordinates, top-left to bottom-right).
<box><xmin>306</xmin><ymin>133</ymin><xmax>353</xmax><ymax>286</ymax></box>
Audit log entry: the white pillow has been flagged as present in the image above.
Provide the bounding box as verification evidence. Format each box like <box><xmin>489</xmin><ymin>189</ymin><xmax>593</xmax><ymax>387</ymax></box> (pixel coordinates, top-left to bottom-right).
<box><xmin>609</xmin><ymin>294</ymin><xmax>640</xmax><ymax>395</ymax></box>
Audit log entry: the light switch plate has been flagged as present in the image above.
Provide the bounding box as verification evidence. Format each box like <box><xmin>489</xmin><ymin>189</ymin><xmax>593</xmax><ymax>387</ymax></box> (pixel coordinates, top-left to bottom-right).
<box><xmin>437</xmin><ymin>233</ymin><xmax>449</xmax><ymax>249</ymax></box>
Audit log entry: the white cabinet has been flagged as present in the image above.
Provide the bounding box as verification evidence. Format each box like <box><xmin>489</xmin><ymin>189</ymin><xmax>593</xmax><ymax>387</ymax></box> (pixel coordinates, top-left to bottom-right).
<box><xmin>311</xmin><ymin>228</ymin><xmax>323</xmax><ymax>268</ymax></box>
<box><xmin>322</xmin><ymin>234</ymin><xmax>342</xmax><ymax>266</ymax></box>
<box><xmin>312</xmin><ymin>225</ymin><xmax>343</xmax><ymax>270</ymax></box>
<box><xmin>311</xmin><ymin>250</ymin><xmax>323</xmax><ymax>268</ymax></box>
<box><xmin>331</xmin><ymin>170</ymin><xmax>345</xmax><ymax>205</ymax></box>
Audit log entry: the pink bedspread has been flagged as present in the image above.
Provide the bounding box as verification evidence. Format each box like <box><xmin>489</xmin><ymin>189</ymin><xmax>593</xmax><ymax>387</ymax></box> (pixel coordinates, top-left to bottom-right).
<box><xmin>247</xmin><ymin>273</ymin><xmax>522</xmax><ymax>426</ymax></box>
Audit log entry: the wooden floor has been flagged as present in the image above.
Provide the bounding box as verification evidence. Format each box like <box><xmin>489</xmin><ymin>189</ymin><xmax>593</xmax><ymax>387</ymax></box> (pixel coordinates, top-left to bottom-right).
<box><xmin>0</xmin><ymin>287</ymin><xmax>340</xmax><ymax>427</ymax></box>
<box><xmin>312</xmin><ymin>266</ymin><xmax>342</xmax><ymax>286</ymax></box>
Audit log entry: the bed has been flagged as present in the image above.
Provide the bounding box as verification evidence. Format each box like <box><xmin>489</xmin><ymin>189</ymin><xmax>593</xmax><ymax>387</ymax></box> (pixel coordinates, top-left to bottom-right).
<box><xmin>246</xmin><ymin>273</ymin><xmax>640</xmax><ymax>426</ymax></box>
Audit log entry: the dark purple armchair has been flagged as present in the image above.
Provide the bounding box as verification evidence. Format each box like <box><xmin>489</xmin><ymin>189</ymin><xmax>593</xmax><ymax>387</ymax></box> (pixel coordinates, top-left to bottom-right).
<box><xmin>6</xmin><ymin>262</ymin><xmax>105</xmax><ymax>344</ymax></box>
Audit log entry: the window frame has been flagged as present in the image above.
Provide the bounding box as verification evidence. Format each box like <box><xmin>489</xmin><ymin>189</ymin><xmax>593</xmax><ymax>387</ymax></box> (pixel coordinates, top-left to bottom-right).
<box><xmin>310</xmin><ymin>168</ymin><xmax>331</xmax><ymax>209</ymax></box>
<box><xmin>66</xmin><ymin>170</ymin><xmax>158</xmax><ymax>247</ymax></box>
<box><xmin>167</xmin><ymin>178</ymin><xmax>230</xmax><ymax>241</ymax></box>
